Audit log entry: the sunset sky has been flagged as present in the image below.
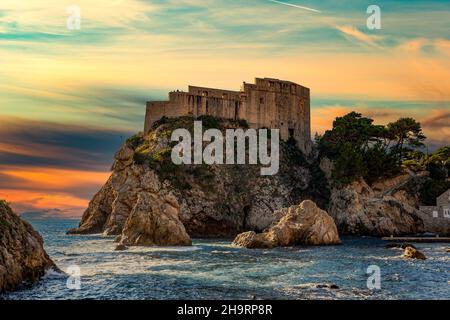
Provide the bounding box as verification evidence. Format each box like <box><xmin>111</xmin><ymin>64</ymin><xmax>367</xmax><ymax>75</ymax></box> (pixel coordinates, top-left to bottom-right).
<box><xmin>0</xmin><ymin>0</ymin><xmax>449</xmax><ymax>217</ymax></box>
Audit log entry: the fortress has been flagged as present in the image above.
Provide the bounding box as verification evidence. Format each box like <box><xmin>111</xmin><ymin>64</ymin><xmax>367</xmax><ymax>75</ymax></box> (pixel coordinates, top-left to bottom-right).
<box><xmin>144</xmin><ymin>78</ymin><xmax>311</xmax><ymax>154</ymax></box>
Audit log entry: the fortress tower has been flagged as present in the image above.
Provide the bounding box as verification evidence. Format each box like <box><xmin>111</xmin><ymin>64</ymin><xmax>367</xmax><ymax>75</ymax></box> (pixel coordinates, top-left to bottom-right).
<box><xmin>144</xmin><ymin>78</ymin><xmax>311</xmax><ymax>154</ymax></box>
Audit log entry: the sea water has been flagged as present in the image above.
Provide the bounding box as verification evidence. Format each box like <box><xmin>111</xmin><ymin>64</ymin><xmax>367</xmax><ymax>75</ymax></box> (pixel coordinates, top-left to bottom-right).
<box><xmin>2</xmin><ymin>218</ymin><xmax>449</xmax><ymax>300</ymax></box>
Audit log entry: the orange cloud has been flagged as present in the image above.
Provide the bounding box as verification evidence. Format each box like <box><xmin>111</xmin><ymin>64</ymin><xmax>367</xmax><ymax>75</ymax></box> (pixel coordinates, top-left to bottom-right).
<box><xmin>0</xmin><ymin>189</ymin><xmax>88</xmax><ymax>217</ymax></box>
<box><xmin>1</xmin><ymin>166</ymin><xmax>109</xmax><ymax>190</ymax></box>
<box><xmin>335</xmin><ymin>25</ymin><xmax>382</xmax><ymax>47</ymax></box>
<box><xmin>0</xmin><ymin>166</ymin><xmax>109</xmax><ymax>217</ymax></box>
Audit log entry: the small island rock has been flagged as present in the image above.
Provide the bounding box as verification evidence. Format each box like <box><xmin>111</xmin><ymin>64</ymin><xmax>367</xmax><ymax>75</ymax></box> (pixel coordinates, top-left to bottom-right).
<box><xmin>119</xmin><ymin>193</ymin><xmax>192</xmax><ymax>247</ymax></box>
<box><xmin>404</xmin><ymin>246</ymin><xmax>427</xmax><ymax>260</ymax></box>
<box><xmin>232</xmin><ymin>200</ymin><xmax>341</xmax><ymax>248</ymax></box>
<box><xmin>0</xmin><ymin>200</ymin><xmax>57</xmax><ymax>293</ymax></box>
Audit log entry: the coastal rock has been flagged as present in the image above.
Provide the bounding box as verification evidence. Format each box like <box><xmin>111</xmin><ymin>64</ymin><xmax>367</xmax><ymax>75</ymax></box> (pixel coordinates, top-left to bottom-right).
<box><xmin>316</xmin><ymin>284</ymin><xmax>339</xmax><ymax>289</ymax></box>
<box><xmin>0</xmin><ymin>200</ymin><xmax>57</xmax><ymax>293</ymax></box>
<box><xmin>328</xmin><ymin>179</ymin><xmax>425</xmax><ymax>236</ymax></box>
<box><xmin>114</xmin><ymin>244</ymin><xmax>127</xmax><ymax>251</ymax></box>
<box><xmin>232</xmin><ymin>200</ymin><xmax>341</xmax><ymax>248</ymax></box>
<box><xmin>68</xmin><ymin>117</ymin><xmax>329</xmax><ymax>242</ymax></box>
<box><xmin>119</xmin><ymin>193</ymin><xmax>192</xmax><ymax>246</ymax></box>
<box><xmin>403</xmin><ymin>246</ymin><xmax>427</xmax><ymax>260</ymax></box>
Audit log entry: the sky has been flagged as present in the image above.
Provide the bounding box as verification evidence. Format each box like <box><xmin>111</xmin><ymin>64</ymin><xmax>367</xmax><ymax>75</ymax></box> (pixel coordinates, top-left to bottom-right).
<box><xmin>0</xmin><ymin>0</ymin><xmax>449</xmax><ymax>217</ymax></box>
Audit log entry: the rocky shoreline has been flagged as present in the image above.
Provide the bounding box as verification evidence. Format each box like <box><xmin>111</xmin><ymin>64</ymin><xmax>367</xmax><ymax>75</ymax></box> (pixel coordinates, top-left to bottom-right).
<box><xmin>0</xmin><ymin>200</ymin><xmax>57</xmax><ymax>293</ymax></box>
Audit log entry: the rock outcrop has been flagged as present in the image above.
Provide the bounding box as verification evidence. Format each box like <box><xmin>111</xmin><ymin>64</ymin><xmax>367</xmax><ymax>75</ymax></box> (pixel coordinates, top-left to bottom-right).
<box><xmin>328</xmin><ymin>179</ymin><xmax>425</xmax><ymax>236</ymax></box>
<box><xmin>403</xmin><ymin>246</ymin><xmax>426</xmax><ymax>260</ymax></box>
<box><xmin>118</xmin><ymin>193</ymin><xmax>191</xmax><ymax>246</ymax></box>
<box><xmin>68</xmin><ymin>117</ymin><xmax>329</xmax><ymax>245</ymax></box>
<box><xmin>0</xmin><ymin>200</ymin><xmax>56</xmax><ymax>293</ymax></box>
<box><xmin>232</xmin><ymin>200</ymin><xmax>341</xmax><ymax>248</ymax></box>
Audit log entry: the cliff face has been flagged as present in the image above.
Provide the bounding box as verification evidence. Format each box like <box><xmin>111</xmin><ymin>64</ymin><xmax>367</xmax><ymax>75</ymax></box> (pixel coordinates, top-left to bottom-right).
<box><xmin>328</xmin><ymin>179</ymin><xmax>425</xmax><ymax>236</ymax></box>
<box><xmin>68</xmin><ymin>117</ymin><xmax>328</xmax><ymax>241</ymax></box>
<box><xmin>0</xmin><ymin>201</ymin><xmax>56</xmax><ymax>293</ymax></box>
<box><xmin>328</xmin><ymin>173</ymin><xmax>450</xmax><ymax>236</ymax></box>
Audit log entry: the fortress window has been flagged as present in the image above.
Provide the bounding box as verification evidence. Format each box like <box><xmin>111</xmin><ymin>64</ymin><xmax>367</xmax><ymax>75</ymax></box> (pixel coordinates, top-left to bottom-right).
<box><xmin>260</xmin><ymin>97</ymin><xmax>264</xmax><ymax>104</ymax></box>
<box><xmin>289</xmin><ymin>128</ymin><xmax>294</xmax><ymax>138</ymax></box>
<box><xmin>206</xmin><ymin>101</ymin><xmax>209</xmax><ymax>115</ymax></box>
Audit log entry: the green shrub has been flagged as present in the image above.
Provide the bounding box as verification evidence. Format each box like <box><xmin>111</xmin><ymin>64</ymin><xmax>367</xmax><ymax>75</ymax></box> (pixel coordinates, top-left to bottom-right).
<box><xmin>127</xmin><ymin>134</ymin><xmax>144</xmax><ymax>149</ymax></box>
<box><xmin>133</xmin><ymin>152</ymin><xmax>151</xmax><ymax>165</ymax></box>
<box><xmin>197</xmin><ymin>115</ymin><xmax>222</xmax><ymax>129</ymax></box>
<box><xmin>152</xmin><ymin>148</ymin><xmax>172</xmax><ymax>162</ymax></box>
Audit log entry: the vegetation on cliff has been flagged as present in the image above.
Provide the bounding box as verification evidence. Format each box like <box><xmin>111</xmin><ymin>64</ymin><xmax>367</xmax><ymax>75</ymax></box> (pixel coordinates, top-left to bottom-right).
<box><xmin>316</xmin><ymin>111</ymin><xmax>449</xmax><ymax>217</ymax></box>
<box><xmin>317</xmin><ymin>112</ymin><xmax>449</xmax><ymax>187</ymax></box>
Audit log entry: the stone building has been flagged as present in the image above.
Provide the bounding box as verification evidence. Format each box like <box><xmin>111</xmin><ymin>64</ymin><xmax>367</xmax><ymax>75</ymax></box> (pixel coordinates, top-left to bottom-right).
<box><xmin>419</xmin><ymin>188</ymin><xmax>450</xmax><ymax>218</ymax></box>
<box><xmin>144</xmin><ymin>78</ymin><xmax>311</xmax><ymax>154</ymax></box>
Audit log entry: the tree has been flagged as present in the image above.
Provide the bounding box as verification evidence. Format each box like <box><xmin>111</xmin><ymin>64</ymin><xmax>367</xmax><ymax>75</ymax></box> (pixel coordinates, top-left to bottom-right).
<box><xmin>319</xmin><ymin>112</ymin><xmax>378</xmax><ymax>158</ymax></box>
<box><xmin>318</xmin><ymin>112</ymin><xmax>429</xmax><ymax>185</ymax></box>
<box><xmin>386</xmin><ymin>118</ymin><xmax>426</xmax><ymax>164</ymax></box>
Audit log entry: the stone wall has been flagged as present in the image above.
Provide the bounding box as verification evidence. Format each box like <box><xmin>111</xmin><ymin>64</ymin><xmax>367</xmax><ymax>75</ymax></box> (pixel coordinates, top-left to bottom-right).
<box><xmin>144</xmin><ymin>78</ymin><xmax>311</xmax><ymax>153</ymax></box>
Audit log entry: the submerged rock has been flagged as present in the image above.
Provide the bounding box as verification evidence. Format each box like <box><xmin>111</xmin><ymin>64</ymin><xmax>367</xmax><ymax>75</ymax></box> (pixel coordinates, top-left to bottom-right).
<box><xmin>403</xmin><ymin>246</ymin><xmax>427</xmax><ymax>260</ymax></box>
<box><xmin>0</xmin><ymin>200</ymin><xmax>57</xmax><ymax>293</ymax></box>
<box><xmin>316</xmin><ymin>284</ymin><xmax>339</xmax><ymax>290</ymax></box>
<box><xmin>232</xmin><ymin>200</ymin><xmax>341</xmax><ymax>248</ymax></box>
<box><xmin>114</xmin><ymin>244</ymin><xmax>128</xmax><ymax>251</ymax></box>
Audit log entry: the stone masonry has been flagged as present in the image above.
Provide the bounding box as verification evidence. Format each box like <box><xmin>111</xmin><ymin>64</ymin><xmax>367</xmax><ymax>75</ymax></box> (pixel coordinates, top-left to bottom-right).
<box><xmin>144</xmin><ymin>78</ymin><xmax>311</xmax><ymax>154</ymax></box>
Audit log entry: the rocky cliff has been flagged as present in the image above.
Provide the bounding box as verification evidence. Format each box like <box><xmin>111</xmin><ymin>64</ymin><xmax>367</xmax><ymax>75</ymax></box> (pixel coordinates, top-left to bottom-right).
<box><xmin>0</xmin><ymin>200</ymin><xmax>56</xmax><ymax>293</ymax></box>
<box><xmin>68</xmin><ymin>117</ymin><xmax>329</xmax><ymax>243</ymax></box>
<box><xmin>328</xmin><ymin>179</ymin><xmax>424</xmax><ymax>236</ymax></box>
<box><xmin>68</xmin><ymin>116</ymin><xmax>446</xmax><ymax>244</ymax></box>
<box><xmin>328</xmin><ymin>173</ymin><xmax>450</xmax><ymax>236</ymax></box>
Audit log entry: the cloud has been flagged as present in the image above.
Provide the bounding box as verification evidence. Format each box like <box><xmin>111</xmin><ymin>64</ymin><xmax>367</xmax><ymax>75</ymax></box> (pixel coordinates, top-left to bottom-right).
<box><xmin>434</xmin><ymin>38</ymin><xmax>450</xmax><ymax>56</ymax></box>
<box><xmin>0</xmin><ymin>165</ymin><xmax>110</xmax><ymax>217</ymax></box>
<box><xmin>0</xmin><ymin>189</ymin><xmax>90</xmax><ymax>218</ymax></box>
<box><xmin>421</xmin><ymin>109</ymin><xmax>450</xmax><ymax>128</ymax></box>
<box><xmin>0</xmin><ymin>116</ymin><xmax>134</xmax><ymax>171</ymax></box>
<box><xmin>396</xmin><ymin>38</ymin><xmax>430</xmax><ymax>54</ymax></box>
<box><xmin>335</xmin><ymin>25</ymin><xmax>382</xmax><ymax>47</ymax></box>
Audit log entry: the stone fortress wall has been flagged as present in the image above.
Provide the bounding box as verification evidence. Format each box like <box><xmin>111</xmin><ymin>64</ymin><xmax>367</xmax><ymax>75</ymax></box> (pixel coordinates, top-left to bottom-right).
<box><xmin>145</xmin><ymin>78</ymin><xmax>311</xmax><ymax>154</ymax></box>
